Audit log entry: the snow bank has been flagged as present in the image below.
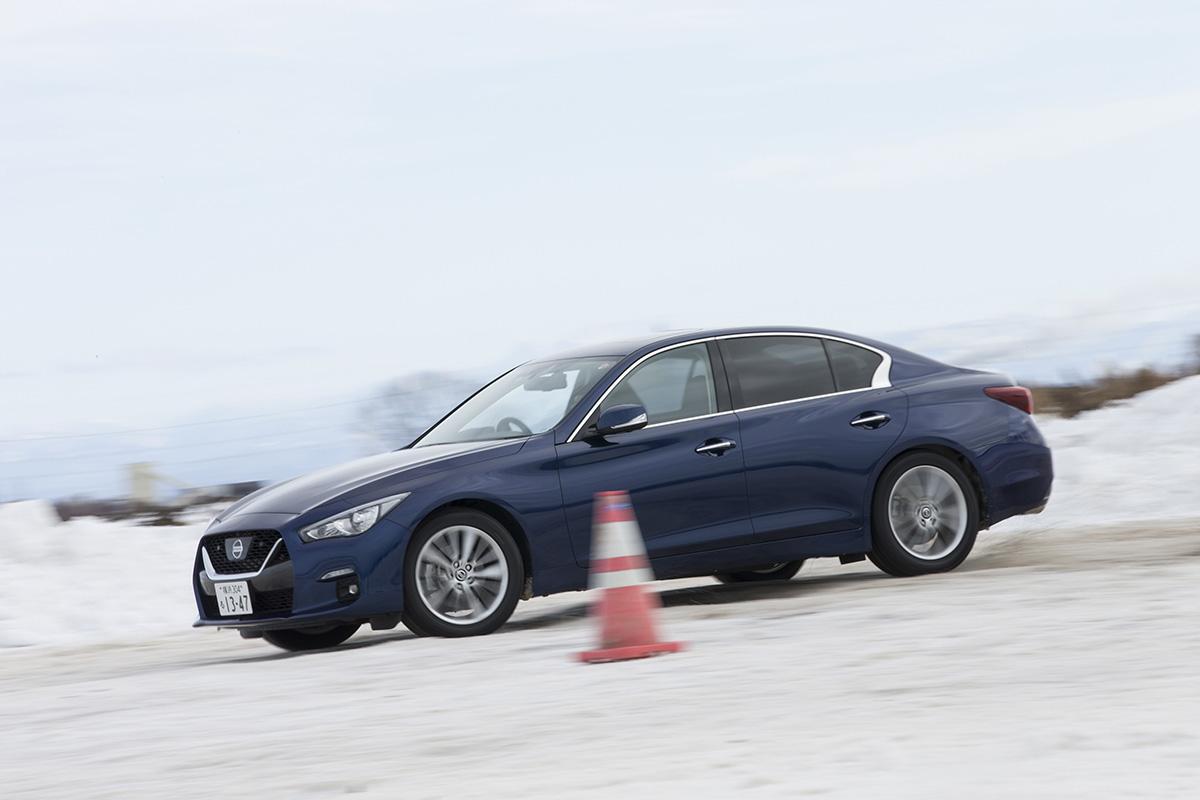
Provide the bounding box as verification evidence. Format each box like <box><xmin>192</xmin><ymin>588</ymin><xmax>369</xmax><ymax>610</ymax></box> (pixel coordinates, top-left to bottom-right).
<box><xmin>0</xmin><ymin>501</ymin><xmax>61</xmax><ymax>562</ymax></box>
<box><xmin>0</xmin><ymin>512</ymin><xmax>203</xmax><ymax>648</ymax></box>
<box><xmin>1</xmin><ymin>377</ymin><xmax>1197</xmax><ymax>649</ymax></box>
<box><xmin>1004</xmin><ymin>374</ymin><xmax>1200</xmax><ymax>531</ymax></box>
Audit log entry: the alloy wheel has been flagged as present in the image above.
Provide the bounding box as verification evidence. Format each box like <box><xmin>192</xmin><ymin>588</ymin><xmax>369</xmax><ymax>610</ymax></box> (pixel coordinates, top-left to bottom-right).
<box><xmin>415</xmin><ymin>525</ymin><xmax>510</xmax><ymax>625</ymax></box>
<box><xmin>887</xmin><ymin>465</ymin><xmax>969</xmax><ymax>560</ymax></box>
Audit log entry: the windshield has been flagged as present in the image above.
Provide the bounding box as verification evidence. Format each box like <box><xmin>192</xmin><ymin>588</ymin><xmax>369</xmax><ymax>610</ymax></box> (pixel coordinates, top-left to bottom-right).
<box><xmin>414</xmin><ymin>357</ymin><xmax>618</xmax><ymax>447</ymax></box>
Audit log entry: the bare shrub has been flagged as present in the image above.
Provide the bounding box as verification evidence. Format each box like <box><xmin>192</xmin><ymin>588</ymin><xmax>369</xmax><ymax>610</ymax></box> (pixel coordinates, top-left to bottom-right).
<box><xmin>1031</xmin><ymin>365</ymin><xmax>1177</xmax><ymax>418</ymax></box>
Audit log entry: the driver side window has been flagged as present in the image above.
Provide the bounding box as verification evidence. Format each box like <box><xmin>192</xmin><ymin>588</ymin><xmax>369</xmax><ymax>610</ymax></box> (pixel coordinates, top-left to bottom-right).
<box><xmin>598</xmin><ymin>343</ymin><xmax>717</xmax><ymax>426</ymax></box>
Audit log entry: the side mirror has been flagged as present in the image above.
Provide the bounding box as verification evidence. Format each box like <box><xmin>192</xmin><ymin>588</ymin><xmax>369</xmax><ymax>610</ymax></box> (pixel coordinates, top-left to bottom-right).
<box><xmin>595</xmin><ymin>404</ymin><xmax>648</xmax><ymax>436</ymax></box>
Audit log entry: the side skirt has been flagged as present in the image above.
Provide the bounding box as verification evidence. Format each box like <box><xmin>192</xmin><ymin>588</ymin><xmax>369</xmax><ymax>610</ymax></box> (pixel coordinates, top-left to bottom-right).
<box><xmin>650</xmin><ymin>528</ymin><xmax>868</xmax><ymax>580</ymax></box>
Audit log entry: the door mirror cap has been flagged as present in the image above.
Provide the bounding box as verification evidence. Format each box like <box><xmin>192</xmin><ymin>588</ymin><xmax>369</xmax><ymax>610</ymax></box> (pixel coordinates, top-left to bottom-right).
<box><xmin>594</xmin><ymin>404</ymin><xmax>648</xmax><ymax>436</ymax></box>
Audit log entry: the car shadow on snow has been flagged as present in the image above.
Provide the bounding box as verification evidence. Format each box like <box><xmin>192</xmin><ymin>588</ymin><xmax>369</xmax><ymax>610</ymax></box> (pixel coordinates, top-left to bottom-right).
<box><xmin>665</xmin><ymin>570</ymin><xmax>882</xmax><ymax>607</ymax></box>
<box><xmin>207</xmin><ymin>570</ymin><xmax>887</xmax><ymax>664</ymax></box>
<box><xmin>203</xmin><ymin>628</ymin><xmax>421</xmax><ymax>665</ymax></box>
<box><xmin>472</xmin><ymin>569</ymin><xmax>885</xmax><ymax>635</ymax></box>
<box><xmin>229</xmin><ymin>573</ymin><xmax>883</xmax><ymax>662</ymax></box>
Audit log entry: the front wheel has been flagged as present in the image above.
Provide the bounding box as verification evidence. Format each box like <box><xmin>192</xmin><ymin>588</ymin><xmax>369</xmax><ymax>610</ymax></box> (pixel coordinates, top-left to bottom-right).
<box><xmin>868</xmin><ymin>452</ymin><xmax>979</xmax><ymax>577</ymax></box>
<box><xmin>261</xmin><ymin>623</ymin><xmax>360</xmax><ymax>652</ymax></box>
<box><xmin>401</xmin><ymin>509</ymin><xmax>524</xmax><ymax>638</ymax></box>
<box><xmin>714</xmin><ymin>560</ymin><xmax>805</xmax><ymax>584</ymax></box>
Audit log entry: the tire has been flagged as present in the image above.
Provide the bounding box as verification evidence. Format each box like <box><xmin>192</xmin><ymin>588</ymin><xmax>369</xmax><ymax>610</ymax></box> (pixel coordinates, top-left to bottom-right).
<box><xmin>868</xmin><ymin>451</ymin><xmax>979</xmax><ymax>577</ymax></box>
<box><xmin>401</xmin><ymin>508</ymin><xmax>524</xmax><ymax>638</ymax></box>
<box><xmin>714</xmin><ymin>560</ymin><xmax>805</xmax><ymax>584</ymax></box>
<box><xmin>261</xmin><ymin>623</ymin><xmax>360</xmax><ymax>652</ymax></box>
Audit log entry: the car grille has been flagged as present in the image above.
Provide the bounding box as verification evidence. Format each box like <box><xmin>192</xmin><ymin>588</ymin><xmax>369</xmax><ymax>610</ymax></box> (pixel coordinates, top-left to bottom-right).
<box><xmin>202</xmin><ymin>530</ymin><xmax>288</xmax><ymax>575</ymax></box>
<box><xmin>253</xmin><ymin>587</ymin><xmax>294</xmax><ymax>614</ymax></box>
<box><xmin>196</xmin><ymin>530</ymin><xmax>295</xmax><ymax>620</ymax></box>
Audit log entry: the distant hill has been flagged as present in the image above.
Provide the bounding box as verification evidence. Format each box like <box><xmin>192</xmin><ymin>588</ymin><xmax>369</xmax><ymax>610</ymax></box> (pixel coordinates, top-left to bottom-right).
<box><xmin>887</xmin><ymin>299</ymin><xmax>1199</xmax><ymax>383</ymax></box>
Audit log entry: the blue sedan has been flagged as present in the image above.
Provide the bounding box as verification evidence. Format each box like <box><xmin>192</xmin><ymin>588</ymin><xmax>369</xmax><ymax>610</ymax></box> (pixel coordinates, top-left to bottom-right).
<box><xmin>194</xmin><ymin>327</ymin><xmax>1053</xmax><ymax>650</ymax></box>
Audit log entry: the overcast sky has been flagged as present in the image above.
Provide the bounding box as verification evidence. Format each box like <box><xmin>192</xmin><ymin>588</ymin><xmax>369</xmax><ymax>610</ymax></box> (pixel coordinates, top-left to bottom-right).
<box><xmin>3</xmin><ymin>1</ymin><xmax>1200</xmax><ymax>494</ymax></box>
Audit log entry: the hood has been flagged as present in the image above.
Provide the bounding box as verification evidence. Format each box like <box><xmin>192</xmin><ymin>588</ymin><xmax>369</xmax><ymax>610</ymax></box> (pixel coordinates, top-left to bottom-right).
<box><xmin>217</xmin><ymin>439</ymin><xmax>520</xmax><ymax>520</ymax></box>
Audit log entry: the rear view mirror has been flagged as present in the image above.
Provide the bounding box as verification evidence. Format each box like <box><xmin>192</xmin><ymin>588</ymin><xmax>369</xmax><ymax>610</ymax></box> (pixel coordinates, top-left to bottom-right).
<box><xmin>595</xmin><ymin>404</ymin><xmax>648</xmax><ymax>436</ymax></box>
<box><xmin>524</xmin><ymin>372</ymin><xmax>568</xmax><ymax>391</ymax></box>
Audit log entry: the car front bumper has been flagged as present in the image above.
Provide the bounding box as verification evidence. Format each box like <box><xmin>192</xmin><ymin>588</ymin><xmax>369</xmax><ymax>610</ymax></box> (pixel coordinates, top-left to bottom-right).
<box><xmin>192</xmin><ymin>512</ymin><xmax>409</xmax><ymax>631</ymax></box>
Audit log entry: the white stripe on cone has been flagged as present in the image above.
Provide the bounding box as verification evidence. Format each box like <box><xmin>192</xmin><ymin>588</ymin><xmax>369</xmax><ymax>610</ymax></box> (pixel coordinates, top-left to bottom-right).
<box><xmin>589</xmin><ymin>519</ymin><xmax>655</xmax><ymax>589</ymax></box>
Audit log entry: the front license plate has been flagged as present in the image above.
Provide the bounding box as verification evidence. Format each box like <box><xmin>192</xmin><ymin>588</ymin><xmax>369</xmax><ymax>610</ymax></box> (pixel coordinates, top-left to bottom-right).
<box><xmin>215</xmin><ymin>581</ymin><xmax>253</xmax><ymax>616</ymax></box>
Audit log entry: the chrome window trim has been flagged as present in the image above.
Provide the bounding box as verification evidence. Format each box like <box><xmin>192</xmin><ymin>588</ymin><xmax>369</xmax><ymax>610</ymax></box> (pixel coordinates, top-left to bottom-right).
<box><xmin>731</xmin><ymin>384</ymin><xmax>876</xmax><ymax>414</ymax></box>
<box><xmin>641</xmin><ymin>409</ymin><xmax>735</xmax><ymax>431</ymax></box>
<box><xmin>565</xmin><ymin>332</ymin><xmax>893</xmax><ymax>443</ymax></box>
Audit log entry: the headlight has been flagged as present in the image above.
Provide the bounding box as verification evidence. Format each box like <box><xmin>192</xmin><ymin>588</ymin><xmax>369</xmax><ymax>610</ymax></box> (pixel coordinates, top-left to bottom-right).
<box><xmin>299</xmin><ymin>493</ymin><xmax>410</xmax><ymax>543</ymax></box>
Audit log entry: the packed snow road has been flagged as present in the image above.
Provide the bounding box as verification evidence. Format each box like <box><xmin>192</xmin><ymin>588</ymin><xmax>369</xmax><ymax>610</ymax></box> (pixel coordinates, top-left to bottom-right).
<box><xmin>2</xmin><ymin>520</ymin><xmax>1197</xmax><ymax>799</ymax></box>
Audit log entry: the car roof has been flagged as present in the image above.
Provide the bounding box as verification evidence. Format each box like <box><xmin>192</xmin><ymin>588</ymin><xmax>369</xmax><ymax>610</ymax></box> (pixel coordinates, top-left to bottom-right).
<box><xmin>537</xmin><ymin>326</ymin><xmax>895</xmax><ymax>361</ymax></box>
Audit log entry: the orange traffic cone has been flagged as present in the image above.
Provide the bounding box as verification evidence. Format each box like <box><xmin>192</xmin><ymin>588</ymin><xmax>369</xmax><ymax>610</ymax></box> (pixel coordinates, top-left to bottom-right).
<box><xmin>578</xmin><ymin>491</ymin><xmax>684</xmax><ymax>663</ymax></box>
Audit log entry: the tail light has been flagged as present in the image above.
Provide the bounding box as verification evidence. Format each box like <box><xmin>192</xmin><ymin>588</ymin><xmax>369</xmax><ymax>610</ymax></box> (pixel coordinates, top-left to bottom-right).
<box><xmin>985</xmin><ymin>386</ymin><xmax>1034</xmax><ymax>415</ymax></box>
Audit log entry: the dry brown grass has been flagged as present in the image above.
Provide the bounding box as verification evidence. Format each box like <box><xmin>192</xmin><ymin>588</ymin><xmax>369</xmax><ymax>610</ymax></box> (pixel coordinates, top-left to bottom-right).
<box><xmin>1031</xmin><ymin>366</ymin><xmax>1182</xmax><ymax>418</ymax></box>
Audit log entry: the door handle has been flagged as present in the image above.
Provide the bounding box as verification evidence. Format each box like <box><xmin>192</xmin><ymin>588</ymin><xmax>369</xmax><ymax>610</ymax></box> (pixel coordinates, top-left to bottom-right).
<box><xmin>695</xmin><ymin>438</ymin><xmax>737</xmax><ymax>456</ymax></box>
<box><xmin>849</xmin><ymin>412</ymin><xmax>891</xmax><ymax>430</ymax></box>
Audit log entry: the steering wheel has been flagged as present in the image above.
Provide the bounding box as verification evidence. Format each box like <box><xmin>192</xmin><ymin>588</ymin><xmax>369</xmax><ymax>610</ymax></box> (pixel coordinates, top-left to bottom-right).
<box><xmin>496</xmin><ymin>416</ymin><xmax>532</xmax><ymax>436</ymax></box>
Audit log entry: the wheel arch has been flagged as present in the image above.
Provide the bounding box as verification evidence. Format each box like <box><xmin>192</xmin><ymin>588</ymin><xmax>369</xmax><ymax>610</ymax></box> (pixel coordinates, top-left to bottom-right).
<box><xmin>866</xmin><ymin>442</ymin><xmax>989</xmax><ymax>549</ymax></box>
<box><xmin>411</xmin><ymin>498</ymin><xmax>533</xmax><ymax>596</ymax></box>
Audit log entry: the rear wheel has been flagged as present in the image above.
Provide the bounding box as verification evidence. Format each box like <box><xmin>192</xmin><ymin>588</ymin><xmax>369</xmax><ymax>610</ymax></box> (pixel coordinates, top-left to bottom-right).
<box><xmin>261</xmin><ymin>623</ymin><xmax>360</xmax><ymax>652</ymax></box>
<box><xmin>401</xmin><ymin>509</ymin><xmax>524</xmax><ymax>638</ymax></box>
<box><xmin>714</xmin><ymin>560</ymin><xmax>805</xmax><ymax>584</ymax></box>
<box><xmin>869</xmin><ymin>452</ymin><xmax>979</xmax><ymax>577</ymax></box>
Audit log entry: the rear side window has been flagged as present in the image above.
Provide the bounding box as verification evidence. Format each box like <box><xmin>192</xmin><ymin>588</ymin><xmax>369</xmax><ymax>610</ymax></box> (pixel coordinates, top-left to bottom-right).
<box><xmin>720</xmin><ymin>336</ymin><xmax>836</xmax><ymax>408</ymax></box>
<box><xmin>825</xmin><ymin>340</ymin><xmax>884</xmax><ymax>391</ymax></box>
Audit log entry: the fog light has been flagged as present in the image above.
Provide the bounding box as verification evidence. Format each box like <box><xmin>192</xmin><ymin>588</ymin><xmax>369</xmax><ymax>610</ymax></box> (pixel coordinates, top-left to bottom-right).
<box><xmin>335</xmin><ymin>575</ymin><xmax>360</xmax><ymax>603</ymax></box>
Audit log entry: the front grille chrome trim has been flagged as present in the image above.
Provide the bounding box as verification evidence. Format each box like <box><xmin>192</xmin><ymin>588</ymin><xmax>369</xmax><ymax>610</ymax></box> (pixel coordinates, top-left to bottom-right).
<box><xmin>202</xmin><ymin>538</ymin><xmax>282</xmax><ymax>581</ymax></box>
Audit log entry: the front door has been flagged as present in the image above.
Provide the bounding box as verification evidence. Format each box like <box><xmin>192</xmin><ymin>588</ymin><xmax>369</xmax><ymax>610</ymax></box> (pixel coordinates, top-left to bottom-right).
<box><xmin>555</xmin><ymin>342</ymin><xmax>750</xmax><ymax>566</ymax></box>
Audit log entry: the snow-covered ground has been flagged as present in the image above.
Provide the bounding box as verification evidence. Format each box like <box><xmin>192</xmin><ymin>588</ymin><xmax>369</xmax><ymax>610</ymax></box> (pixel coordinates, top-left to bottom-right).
<box><xmin>1</xmin><ymin>521</ymin><xmax>1197</xmax><ymax>798</ymax></box>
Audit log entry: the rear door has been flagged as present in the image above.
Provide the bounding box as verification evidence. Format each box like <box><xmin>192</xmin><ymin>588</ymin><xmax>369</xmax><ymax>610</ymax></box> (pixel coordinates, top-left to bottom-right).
<box><xmin>718</xmin><ymin>335</ymin><xmax>908</xmax><ymax>540</ymax></box>
<box><xmin>555</xmin><ymin>342</ymin><xmax>751</xmax><ymax>565</ymax></box>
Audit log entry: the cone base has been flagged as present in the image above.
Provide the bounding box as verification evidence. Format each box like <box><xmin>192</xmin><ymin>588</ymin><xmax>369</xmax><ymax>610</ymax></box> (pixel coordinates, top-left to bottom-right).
<box><xmin>578</xmin><ymin>640</ymin><xmax>684</xmax><ymax>664</ymax></box>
